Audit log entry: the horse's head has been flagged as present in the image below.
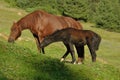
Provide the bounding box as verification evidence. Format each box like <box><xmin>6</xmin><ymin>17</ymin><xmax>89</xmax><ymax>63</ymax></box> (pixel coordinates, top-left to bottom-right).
<box><xmin>8</xmin><ymin>22</ymin><xmax>21</xmax><ymax>43</ymax></box>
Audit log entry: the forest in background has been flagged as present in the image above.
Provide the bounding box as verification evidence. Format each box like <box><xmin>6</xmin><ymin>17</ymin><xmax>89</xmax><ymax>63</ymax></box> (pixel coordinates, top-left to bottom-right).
<box><xmin>5</xmin><ymin>0</ymin><xmax>120</xmax><ymax>32</ymax></box>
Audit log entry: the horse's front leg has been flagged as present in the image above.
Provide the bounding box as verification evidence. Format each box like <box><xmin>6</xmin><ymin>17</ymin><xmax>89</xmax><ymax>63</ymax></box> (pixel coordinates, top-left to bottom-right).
<box><xmin>75</xmin><ymin>45</ymin><xmax>84</xmax><ymax>64</ymax></box>
<box><xmin>33</xmin><ymin>34</ymin><xmax>45</xmax><ymax>54</ymax></box>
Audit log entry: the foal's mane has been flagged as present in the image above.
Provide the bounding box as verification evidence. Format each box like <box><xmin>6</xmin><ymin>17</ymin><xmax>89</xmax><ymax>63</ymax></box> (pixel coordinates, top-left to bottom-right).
<box><xmin>47</xmin><ymin>28</ymin><xmax>74</xmax><ymax>37</ymax></box>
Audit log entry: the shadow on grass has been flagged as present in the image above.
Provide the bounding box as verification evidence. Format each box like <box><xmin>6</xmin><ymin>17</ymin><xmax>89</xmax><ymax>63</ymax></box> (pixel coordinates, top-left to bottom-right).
<box><xmin>0</xmin><ymin>41</ymin><xmax>92</xmax><ymax>80</ymax></box>
<box><xmin>0</xmin><ymin>71</ymin><xmax>8</xmax><ymax>80</ymax></box>
<box><xmin>30</xmin><ymin>56</ymin><xmax>91</xmax><ymax>80</ymax></box>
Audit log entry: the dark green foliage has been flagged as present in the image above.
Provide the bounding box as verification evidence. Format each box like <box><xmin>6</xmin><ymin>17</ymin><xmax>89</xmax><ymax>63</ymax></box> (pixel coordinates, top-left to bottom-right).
<box><xmin>61</xmin><ymin>0</ymin><xmax>89</xmax><ymax>21</ymax></box>
<box><xmin>5</xmin><ymin>0</ymin><xmax>60</xmax><ymax>14</ymax></box>
<box><xmin>90</xmin><ymin>0</ymin><xmax>120</xmax><ymax>32</ymax></box>
<box><xmin>4</xmin><ymin>0</ymin><xmax>120</xmax><ymax>32</ymax></box>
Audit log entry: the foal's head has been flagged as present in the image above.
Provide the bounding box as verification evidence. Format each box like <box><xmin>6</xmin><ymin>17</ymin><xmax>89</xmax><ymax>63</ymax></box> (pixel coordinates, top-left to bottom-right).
<box><xmin>8</xmin><ymin>22</ymin><xmax>21</xmax><ymax>43</ymax></box>
<box><xmin>40</xmin><ymin>35</ymin><xmax>54</xmax><ymax>48</ymax></box>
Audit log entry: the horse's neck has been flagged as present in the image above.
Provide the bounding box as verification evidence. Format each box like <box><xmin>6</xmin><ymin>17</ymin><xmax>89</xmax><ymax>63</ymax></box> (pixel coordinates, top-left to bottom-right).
<box><xmin>17</xmin><ymin>21</ymin><xmax>29</xmax><ymax>31</ymax></box>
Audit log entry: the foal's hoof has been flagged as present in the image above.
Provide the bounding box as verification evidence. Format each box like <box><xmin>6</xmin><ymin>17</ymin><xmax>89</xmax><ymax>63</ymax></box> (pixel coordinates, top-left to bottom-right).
<box><xmin>73</xmin><ymin>62</ymin><xmax>76</xmax><ymax>64</ymax></box>
<box><xmin>77</xmin><ymin>62</ymin><xmax>83</xmax><ymax>65</ymax></box>
<box><xmin>92</xmin><ymin>59</ymin><xmax>96</xmax><ymax>62</ymax></box>
<box><xmin>71</xmin><ymin>61</ymin><xmax>76</xmax><ymax>64</ymax></box>
<box><xmin>60</xmin><ymin>58</ymin><xmax>65</xmax><ymax>62</ymax></box>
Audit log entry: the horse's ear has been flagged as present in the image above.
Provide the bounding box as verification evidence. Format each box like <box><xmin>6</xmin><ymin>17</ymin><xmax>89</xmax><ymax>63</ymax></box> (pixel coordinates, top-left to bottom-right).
<box><xmin>13</xmin><ymin>21</ymin><xmax>16</xmax><ymax>24</ymax></box>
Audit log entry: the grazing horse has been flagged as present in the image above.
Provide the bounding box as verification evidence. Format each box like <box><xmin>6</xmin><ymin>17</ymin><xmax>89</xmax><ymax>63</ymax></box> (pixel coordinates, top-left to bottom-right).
<box><xmin>40</xmin><ymin>28</ymin><xmax>101</xmax><ymax>64</ymax></box>
<box><xmin>8</xmin><ymin>10</ymin><xmax>83</xmax><ymax>61</ymax></box>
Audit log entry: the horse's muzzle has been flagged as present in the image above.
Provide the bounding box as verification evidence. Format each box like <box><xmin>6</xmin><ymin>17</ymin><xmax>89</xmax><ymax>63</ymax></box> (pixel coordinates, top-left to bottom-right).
<box><xmin>8</xmin><ymin>38</ymin><xmax>14</xmax><ymax>43</ymax></box>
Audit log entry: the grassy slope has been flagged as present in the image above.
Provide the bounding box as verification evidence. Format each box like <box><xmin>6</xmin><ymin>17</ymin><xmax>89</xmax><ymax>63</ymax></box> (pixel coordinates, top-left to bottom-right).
<box><xmin>1</xmin><ymin>41</ymin><xmax>119</xmax><ymax>80</ymax></box>
<box><xmin>0</xmin><ymin>0</ymin><xmax>120</xmax><ymax>80</ymax></box>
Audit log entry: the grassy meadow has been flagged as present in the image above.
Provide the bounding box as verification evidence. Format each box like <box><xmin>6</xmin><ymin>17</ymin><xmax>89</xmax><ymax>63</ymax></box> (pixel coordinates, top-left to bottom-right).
<box><xmin>0</xmin><ymin>0</ymin><xmax>120</xmax><ymax>80</ymax></box>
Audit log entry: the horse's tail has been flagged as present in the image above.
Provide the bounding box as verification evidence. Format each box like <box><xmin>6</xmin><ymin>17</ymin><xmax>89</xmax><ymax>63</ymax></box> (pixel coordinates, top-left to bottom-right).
<box><xmin>93</xmin><ymin>33</ymin><xmax>101</xmax><ymax>51</ymax></box>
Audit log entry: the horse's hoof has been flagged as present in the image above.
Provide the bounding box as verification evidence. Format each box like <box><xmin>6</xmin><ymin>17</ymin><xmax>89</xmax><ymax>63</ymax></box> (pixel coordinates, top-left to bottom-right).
<box><xmin>60</xmin><ymin>58</ymin><xmax>65</xmax><ymax>62</ymax></box>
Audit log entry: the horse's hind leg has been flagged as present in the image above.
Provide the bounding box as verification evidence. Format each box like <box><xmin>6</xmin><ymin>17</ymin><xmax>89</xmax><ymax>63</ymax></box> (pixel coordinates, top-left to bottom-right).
<box><xmin>75</xmin><ymin>45</ymin><xmax>84</xmax><ymax>64</ymax></box>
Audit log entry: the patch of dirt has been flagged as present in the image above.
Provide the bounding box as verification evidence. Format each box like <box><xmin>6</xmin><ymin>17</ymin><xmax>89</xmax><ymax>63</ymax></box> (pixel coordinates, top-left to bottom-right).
<box><xmin>0</xmin><ymin>33</ymin><xmax>8</xmax><ymax>40</ymax></box>
<box><xmin>0</xmin><ymin>33</ymin><xmax>33</xmax><ymax>41</ymax></box>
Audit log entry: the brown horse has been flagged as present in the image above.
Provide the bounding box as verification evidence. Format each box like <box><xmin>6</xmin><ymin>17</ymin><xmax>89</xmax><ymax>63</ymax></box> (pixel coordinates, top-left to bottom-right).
<box><xmin>8</xmin><ymin>10</ymin><xmax>83</xmax><ymax>60</ymax></box>
<box><xmin>40</xmin><ymin>28</ymin><xmax>101</xmax><ymax>64</ymax></box>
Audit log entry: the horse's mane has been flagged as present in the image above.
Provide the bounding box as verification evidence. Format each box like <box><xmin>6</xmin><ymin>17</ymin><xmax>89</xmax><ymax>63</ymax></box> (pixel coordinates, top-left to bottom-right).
<box><xmin>17</xmin><ymin>10</ymin><xmax>46</xmax><ymax>28</ymax></box>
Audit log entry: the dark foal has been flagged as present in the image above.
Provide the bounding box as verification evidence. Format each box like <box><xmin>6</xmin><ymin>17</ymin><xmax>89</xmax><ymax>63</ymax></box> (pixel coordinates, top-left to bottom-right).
<box><xmin>40</xmin><ymin>28</ymin><xmax>101</xmax><ymax>64</ymax></box>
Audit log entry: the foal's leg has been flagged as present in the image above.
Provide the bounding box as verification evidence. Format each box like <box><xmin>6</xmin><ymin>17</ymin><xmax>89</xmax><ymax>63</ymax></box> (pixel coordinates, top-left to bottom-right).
<box><xmin>61</xmin><ymin>42</ymin><xmax>76</xmax><ymax>64</ymax></box>
<box><xmin>68</xmin><ymin>43</ymin><xmax>76</xmax><ymax>64</ymax></box>
<box><xmin>60</xmin><ymin>43</ymin><xmax>70</xmax><ymax>62</ymax></box>
<box><xmin>87</xmin><ymin>41</ymin><xmax>96</xmax><ymax>62</ymax></box>
<box><xmin>75</xmin><ymin>45</ymin><xmax>84</xmax><ymax>64</ymax></box>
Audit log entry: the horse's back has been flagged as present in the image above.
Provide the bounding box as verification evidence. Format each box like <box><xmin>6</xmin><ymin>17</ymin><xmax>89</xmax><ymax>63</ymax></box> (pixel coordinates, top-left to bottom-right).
<box><xmin>36</xmin><ymin>11</ymin><xmax>82</xmax><ymax>37</ymax></box>
<box><xmin>62</xmin><ymin>17</ymin><xmax>82</xmax><ymax>29</ymax></box>
<box><xmin>36</xmin><ymin>10</ymin><xmax>82</xmax><ymax>29</ymax></box>
<box><xmin>18</xmin><ymin>10</ymin><xmax>83</xmax><ymax>39</ymax></box>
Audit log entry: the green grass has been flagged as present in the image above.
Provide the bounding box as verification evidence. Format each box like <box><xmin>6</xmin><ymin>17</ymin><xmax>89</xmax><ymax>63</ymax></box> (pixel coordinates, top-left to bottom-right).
<box><xmin>0</xmin><ymin>0</ymin><xmax>120</xmax><ymax>80</ymax></box>
<box><xmin>0</xmin><ymin>41</ymin><xmax>120</xmax><ymax>80</ymax></box>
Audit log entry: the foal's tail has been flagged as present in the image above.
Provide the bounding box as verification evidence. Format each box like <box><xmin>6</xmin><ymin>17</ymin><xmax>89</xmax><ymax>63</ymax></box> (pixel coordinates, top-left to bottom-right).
<box><xmin>93</xmin><ymin>33</ymin><xmax>101</xmax><ymax>51</ymax></box>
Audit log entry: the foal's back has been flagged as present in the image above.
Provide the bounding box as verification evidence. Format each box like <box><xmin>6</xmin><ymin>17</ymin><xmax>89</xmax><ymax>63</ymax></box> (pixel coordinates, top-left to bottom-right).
<box><xmin>60</xmin><ymin>28</ymin><xmax>96</xmax><ymax>39</ymax></box>
<box><xmin>51</xmin><ymin>28</ymin><xmax>99</xmax><ymax>43</ymax></box>
<box><xmin>63</xmin><ymin>28</ymin><xmax>101</xmax><ymax>50</ymax></box>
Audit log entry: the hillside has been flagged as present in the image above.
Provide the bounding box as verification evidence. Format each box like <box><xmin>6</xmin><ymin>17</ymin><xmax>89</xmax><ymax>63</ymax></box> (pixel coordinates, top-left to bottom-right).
<box><xmin>0</xmin><ymin>0</ymin><xmax>120</xmax><ymax>80</ymax></box>
<box><xmin>0</xmin><ymin>40</ymin><xmax>120</xmax><ymax>80</ymax></box>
